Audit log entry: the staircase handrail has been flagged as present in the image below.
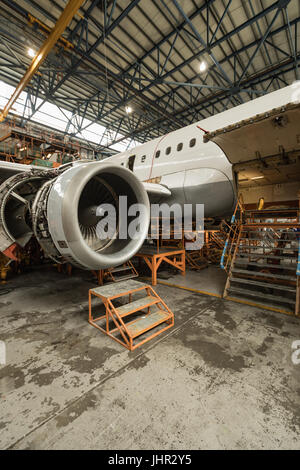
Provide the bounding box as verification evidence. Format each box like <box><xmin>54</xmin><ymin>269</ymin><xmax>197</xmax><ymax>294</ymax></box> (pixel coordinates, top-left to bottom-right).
<box><xmin>297</xmin><ymin>231</ymin><xmax>300</xmax><ymax>276</ymax></box>
<box><xmin>220</xmin><ymin>196</ymin><xmax>244</xmax><ymax>271</ymax></box>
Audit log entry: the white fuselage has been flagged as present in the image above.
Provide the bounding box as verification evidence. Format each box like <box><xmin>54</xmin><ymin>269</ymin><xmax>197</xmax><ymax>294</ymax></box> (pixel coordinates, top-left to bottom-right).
<box><xmin>0</xmin><ymin>84</ymin><xmax>297</xmax><ymax>268</ymax></box>
<box><xmin>102</xmin><ymin>84</ymin><xmax>297</xmax><ymax>217</ymax></box>
<box><xmin>109</xmin><ymin>121</ymin><xmax>232</xmax><ymax>183</ymax></box>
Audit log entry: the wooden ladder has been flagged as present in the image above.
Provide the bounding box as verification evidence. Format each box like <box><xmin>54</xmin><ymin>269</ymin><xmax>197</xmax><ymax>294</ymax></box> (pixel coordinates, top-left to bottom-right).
<box><xmin>89</xmin><ymin>279</ymin><xmax>174</xmax><ymax>350</ymax></box>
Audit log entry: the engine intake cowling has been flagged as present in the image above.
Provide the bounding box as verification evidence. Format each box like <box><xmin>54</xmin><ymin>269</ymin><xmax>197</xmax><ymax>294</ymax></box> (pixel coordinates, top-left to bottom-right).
<box><xmin>43</xmin><ymin>162</ymin><xmax>150</xmax><ymax>270</ymax></box>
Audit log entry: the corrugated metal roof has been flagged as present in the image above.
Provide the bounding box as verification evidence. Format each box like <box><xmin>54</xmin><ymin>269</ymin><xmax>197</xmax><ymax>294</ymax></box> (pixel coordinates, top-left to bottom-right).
<box><xmin>0</xmin><ymin>0</ymin><xmax>299</xmax><ymax>151</ymax></box>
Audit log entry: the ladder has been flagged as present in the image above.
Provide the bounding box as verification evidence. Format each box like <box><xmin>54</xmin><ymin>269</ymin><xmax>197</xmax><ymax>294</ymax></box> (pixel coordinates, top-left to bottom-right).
<box><xmin>104</xmin><ymin>260</ymin><xmax>138</xmax><ymax>283</ymax></box>
<box><xmin>186</xmin><ymin>250</ymin><xmax>208</xmax><ymax>270</ymax></box>
<box><xmin>92</xmin><ymin>260</ymin><xmax>138</xmax><ymax>285</ymax></box>
<box><xmin>89</xmin><ymin>279</ymin><xmax>174</xmax><ymax>350</ymax></box>
<box><xmin>223</xmin><ymin>206</ymin><xmax>300</xmax><ymax>316</ymax></box>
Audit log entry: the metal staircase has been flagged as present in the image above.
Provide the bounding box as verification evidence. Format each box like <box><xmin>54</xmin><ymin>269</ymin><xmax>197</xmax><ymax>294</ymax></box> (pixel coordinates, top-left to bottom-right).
<box><xmin>222</xmin><ymin>203</ymin><xmax>300</xmax><ymax>316</ymax></box>
<box><xmin>89</xmin><ymin>279</ymin><xmax>174</xmax><ymax>350</ymax></box>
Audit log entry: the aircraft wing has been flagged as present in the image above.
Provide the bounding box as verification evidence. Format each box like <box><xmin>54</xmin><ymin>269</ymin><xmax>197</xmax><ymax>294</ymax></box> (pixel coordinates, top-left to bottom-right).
<box><xmin>0</xmin><ymin>161</ymin><xmax>34</xmax><ymax>180</ymax></box>
<box><xmin>0</xmin><ymin>162</ymin><xmax>172</xmax><ymax>202</ymax></box>
<box><xmin>143</xmin><ymin>182</ymin><xmax>171</xmax><ymax>199</ymax></box>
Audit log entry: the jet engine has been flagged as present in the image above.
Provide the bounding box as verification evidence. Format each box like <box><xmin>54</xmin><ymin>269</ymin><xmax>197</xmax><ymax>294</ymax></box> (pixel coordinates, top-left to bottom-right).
<box><xmin>0</xmin><ymin>162</ymin><xmax>150</xmax><ymax>270</ymax></box>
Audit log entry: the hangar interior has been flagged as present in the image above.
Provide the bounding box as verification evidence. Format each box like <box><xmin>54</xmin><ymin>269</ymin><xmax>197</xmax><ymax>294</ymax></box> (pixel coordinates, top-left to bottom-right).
<box><xmin>0</xmin><ymin>0</ymin><xmax>299</xmax><ymax>450</ymax></box>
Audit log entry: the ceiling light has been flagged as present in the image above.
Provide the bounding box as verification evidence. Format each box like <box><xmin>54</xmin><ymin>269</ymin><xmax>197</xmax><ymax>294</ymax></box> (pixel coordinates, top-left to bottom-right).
<box><xmin>125</xmin><ymin>106</ymin><xmax>133</xmax><ymax>114</ymax></box>
<box><xmin>27</xmin><ymin>48</ymin><xmax>35</xmax><ymax>58</ymax></box>
<box><xmin>251</xmin><ymin>176</ymin><xmax>264</xmax><ymax>180</ymax></box>
<box><xmin>199</xmin><ymin>61</ymin><xmax>207</xmax><ymax>72</ymax></box>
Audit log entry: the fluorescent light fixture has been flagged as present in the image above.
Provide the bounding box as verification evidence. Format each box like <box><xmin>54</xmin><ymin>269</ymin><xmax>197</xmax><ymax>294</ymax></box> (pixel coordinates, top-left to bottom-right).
<box><xmin>125</xmin><ymin>106</ymin><xmax>133</xmax><ymax>114</ymax></box>
<box><xmin>27</xmin><ymin>48</ymin><xmax>35</xmax><ymax>58</ymax></box>
<box><xmin>199</xmin><ymin>61</ymin><xmax>207</xmax><ymax>72</ymax></box>
<box><xmin>251</xmin><ymin>176</ymin><xmax>264</xmax><ymax>180</ymax></box>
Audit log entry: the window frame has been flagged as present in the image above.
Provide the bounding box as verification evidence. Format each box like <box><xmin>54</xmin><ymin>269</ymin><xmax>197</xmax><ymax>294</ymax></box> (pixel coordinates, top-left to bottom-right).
<box><xmin>189</xmin><ymin>138</ymin><xmax>196</xmax><ymax>148</ymax></box>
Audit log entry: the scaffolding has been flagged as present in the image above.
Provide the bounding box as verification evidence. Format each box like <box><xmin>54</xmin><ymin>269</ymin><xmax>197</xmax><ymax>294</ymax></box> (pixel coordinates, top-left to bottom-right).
<box><xmin>222</xmin><ymin>197</ymin><xmax>300</xmax><ymax>316</ymax></box>
<box><xmin>0</xmin><ymin>117</ymin><xmax>89</xmax><ymax>166</ymax></box>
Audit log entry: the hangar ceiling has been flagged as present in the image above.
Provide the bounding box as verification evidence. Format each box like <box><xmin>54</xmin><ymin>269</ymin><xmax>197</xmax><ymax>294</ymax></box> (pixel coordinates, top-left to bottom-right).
<box><xmin>0</xmin><ymin>0</ymin><xmax>299</xmax><ymax>153</ymax></box>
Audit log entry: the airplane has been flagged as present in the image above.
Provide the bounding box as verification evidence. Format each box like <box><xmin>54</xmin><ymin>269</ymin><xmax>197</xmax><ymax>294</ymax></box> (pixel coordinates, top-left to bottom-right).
<box><xmin>0</xmin><ymin>83</ymin><xmax>298</xmax><ymax>271</ymax></box>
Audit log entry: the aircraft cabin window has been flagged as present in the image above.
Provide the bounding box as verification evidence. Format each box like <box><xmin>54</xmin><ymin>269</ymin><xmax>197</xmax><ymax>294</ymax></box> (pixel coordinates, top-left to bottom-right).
<box><xmin>189</xmin><ymin>138</ymin><xmax>196</xmax><ymax>148</ymax></box>
<box><xmin>155</xmin><ymin>150</ymin><xmax>160</xmax><ymax>158</ymax></box>
<box><xmin>166</xmin><ymin>146</ymin><xmax>171</xmax><ymax>155</ymax></box>
<box><xmin>141</xmin><ymin>155</ymin><xmax>146</xmax><ymax>163</ymax></box>
<box><xmin>177</xmin><ymin>143</ymin><xmax>183</xmax><ymax>152</ymax></box>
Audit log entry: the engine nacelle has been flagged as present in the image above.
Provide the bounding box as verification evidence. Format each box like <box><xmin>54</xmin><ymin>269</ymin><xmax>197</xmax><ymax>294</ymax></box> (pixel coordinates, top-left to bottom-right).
<box><xmin>48</xmin><ymin>162</ymin><xmax>150</xmax><ymax>269</ymax></box>
<box><xmin>0</xmin><ymin>170</ymin><xmax>50</xmax><ymax>253</ymax></box>
<box><xmin>0</xmin><ymin>162</ymin><xmax>150</xmax><ymax>270</ymax></box>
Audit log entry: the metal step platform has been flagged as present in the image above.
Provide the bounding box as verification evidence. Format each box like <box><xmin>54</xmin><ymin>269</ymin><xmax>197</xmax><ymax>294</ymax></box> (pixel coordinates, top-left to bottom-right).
<box><xmin>234</xmin><ymin>260</ymin><xmax>296</xmax><ymax>271</ymax></box>
<box><xmin>232</xmin><ymin>267</ymin><xmax>296</xmax><ymax>281</ymax></box>
<box><xmin>88</xmin><ymin>279</ymin><xmax>174</xmax><ymax>351</ymax></box>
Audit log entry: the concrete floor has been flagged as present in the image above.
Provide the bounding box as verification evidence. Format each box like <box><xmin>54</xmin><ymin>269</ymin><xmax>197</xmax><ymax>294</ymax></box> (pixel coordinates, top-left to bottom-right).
<box><xmin>0</xmin><ymin>267</ymin><xmax>299</xmax><ymax>450</ymax></box>
<box><xmin>157</xmin><ymin>265</ymin><xmax>227</xmax><ymax>297</ymax></box>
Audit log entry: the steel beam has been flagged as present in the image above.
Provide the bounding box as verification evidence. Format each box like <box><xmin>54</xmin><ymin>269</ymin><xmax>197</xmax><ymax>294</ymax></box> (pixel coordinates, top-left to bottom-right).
<box><xmin>0</xmin><ymin>0</ymin><xmax>298</xmax><ymax>148</ymax></box>
<box><xmin>0</xmin><ymin>0</ymin><xmax>85</xmax><ymax>122</ymax></box>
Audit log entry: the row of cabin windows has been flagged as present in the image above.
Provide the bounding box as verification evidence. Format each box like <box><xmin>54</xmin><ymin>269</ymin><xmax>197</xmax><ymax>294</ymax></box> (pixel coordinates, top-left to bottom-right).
<box><xmin>140</xmin><ymin>138</ymin><xmax>196</xmax><ymax>163</ymax></box>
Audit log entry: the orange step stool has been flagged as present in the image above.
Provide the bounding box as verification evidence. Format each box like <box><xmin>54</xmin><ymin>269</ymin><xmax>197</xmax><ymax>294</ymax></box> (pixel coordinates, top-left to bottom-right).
<box><xmin>89</xmin><ymin>279</ymin><xmax>174</xmax><ymax>351</ymax></box>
